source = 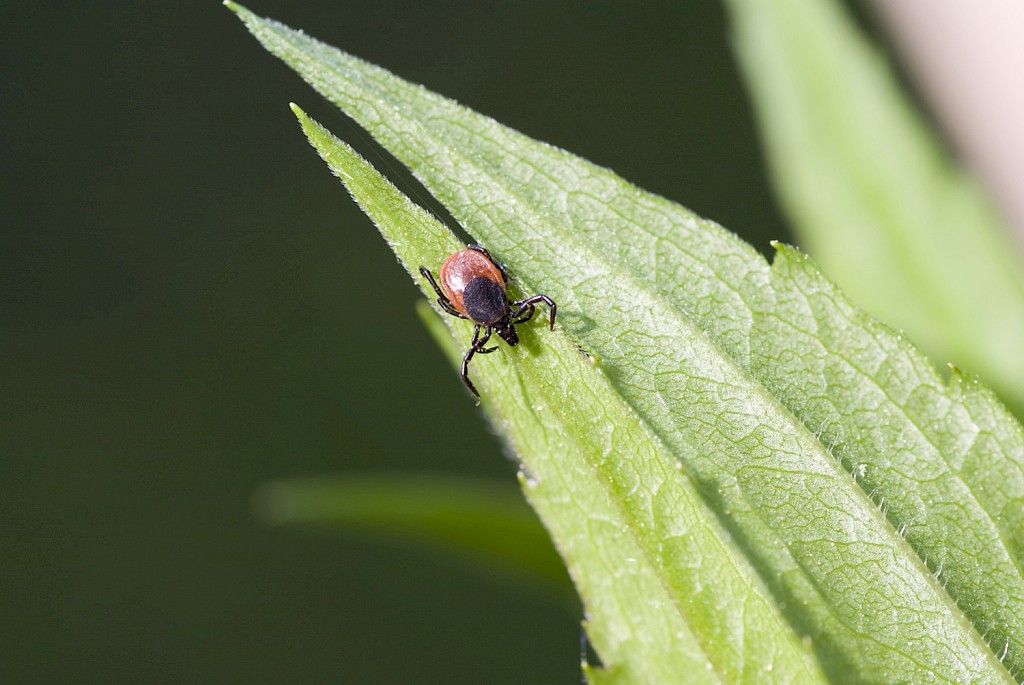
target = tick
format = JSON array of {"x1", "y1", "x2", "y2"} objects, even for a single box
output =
[{"x1": 419, "y1": 245, "x2": 556, "y2": 397}]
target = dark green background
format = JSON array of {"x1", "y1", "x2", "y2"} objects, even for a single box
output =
[{"x1": 2, "y1": 2, "x2": 815, "y2": 682}]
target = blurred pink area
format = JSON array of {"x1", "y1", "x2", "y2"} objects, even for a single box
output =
[{"x1": 870, "y1": 0, "x2": 1024, "y2": 248}]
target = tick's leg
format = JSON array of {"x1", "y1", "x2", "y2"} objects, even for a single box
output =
[
  {"x1": 468, "y1": 244, "x2": 509, "y2": 284},
  {"x1": 478, "y1": 328, "x2": 498, "y2": 353},
  {"x1": 437, "y1": 298, "x2": 467, "y2": 319},
  {"x1": 419, "y1": 266, "x2": 446, "y2": 299},
  {"x1": 461, "y1": 326, "x2": 484, "y2": 397},
  {"x1": 512, "y1": 304, "x2": 535, "y2": 324},
  {"x1": 460, "y1": 346, "x2": 480, "y2": 397},
  {"x1": 513, "y1": 294, "x2": 557, "y2": 330},
  {"x1": 472, "y1": 325, "x2": 497, "y2": 354},
  {"x1": 462, "y1": 325, "x2": 502, "y2": 397},
  {"x1": 467, "y1": 244, "x2": 491, "y2": 259},
  {"x1": 419, "y1": 266, "x2": 467, "y2": 319}
]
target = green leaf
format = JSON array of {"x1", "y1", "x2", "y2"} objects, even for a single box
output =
[
  {"x1": 253, "y1": 472, "x2": 569, "y2": 590},
  {"x1": 288, "y1": 102, "x2": 824, "y2": 684},
  {"x1": 230, "y1": 5, "x2": 1024, "y2": 682},
  {"x1": 724, "y1": 0, "x2": 1024, "y2": 416}
]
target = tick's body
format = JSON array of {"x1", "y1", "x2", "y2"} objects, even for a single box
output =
[
  {"x1": 438, "y1": 248, "x2": 508, "y2": 324},
  {"x1": 420, "y1": 245, "x2": 556, "y2": 397}
]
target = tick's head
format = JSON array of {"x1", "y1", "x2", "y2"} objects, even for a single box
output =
[{"x1": 494, "y1": 318, "x2": 519, "y2": 346}]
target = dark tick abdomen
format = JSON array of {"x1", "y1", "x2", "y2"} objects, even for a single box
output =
[{"x1": 462, "y1": 277, "x2": 507, "y2": 323}]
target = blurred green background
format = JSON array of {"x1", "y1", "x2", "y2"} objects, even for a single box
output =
[{"x1": 0, "y1": 1, "x2": 874, "y2": 682}]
